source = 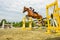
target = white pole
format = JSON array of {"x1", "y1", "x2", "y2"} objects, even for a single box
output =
[
  {"x1": 2, "y1": 21, "x2": 4, "y2": 28},
  {"x1": 11, "y1": 22, "x2": 13, "y2": 28}
]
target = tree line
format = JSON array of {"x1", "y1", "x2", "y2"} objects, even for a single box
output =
[{"x1": 0, "y1": 19, "x2": 35, "y2": 27}]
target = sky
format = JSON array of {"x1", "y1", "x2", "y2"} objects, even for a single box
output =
[{"x1": 0, "y1": 0, "x2": 60, "y2": 22}]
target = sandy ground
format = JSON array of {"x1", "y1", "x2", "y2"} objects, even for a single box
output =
[{"x1": 0, "y1": 28, "x2": 60, "y2": 40}]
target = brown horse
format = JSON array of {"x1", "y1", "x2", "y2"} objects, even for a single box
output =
[{"x1": 23, "y1": 7, "x2": 42, "y2": 19}]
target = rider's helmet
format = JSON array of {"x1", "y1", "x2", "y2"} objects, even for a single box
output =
[{"x1": 29, "y1": 7, "x2": 32, "y2": 9}]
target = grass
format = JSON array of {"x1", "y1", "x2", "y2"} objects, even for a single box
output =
[{"x1": 0, "y1": 28, "x2": 60, "y2": 40}]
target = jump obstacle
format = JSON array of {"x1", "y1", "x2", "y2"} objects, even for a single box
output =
[
  {"x1": 2, "y1": 21, "x2": 13, "y2": 28},
  {"x1": 46, "y1": 0, "x2": 60, "y2": 33},
  {"x1": 22, "y1": 17, "x2": 32, "y2": 30}
]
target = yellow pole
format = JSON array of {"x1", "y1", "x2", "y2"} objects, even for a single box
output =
[
  {"x1": 55, "y1": 0, "x2": 60, "y2": 32},
  {"x1": 22, "y1": 16, "x2": 26, "y2": 30},
  {"x1": 46, "y1": 6, "x2": 51, "y2": 33},
  {"x1": 29, "y1": 17, "x2": 32, "y2": 30}
]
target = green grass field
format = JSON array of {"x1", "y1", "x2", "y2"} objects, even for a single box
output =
[{"x1": 0, "y1": 28, "x2": 60, "y2": 40}]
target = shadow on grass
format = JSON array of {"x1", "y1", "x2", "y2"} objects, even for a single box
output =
[{"x1": 45, "y1": 37, "x2": 60, "y2": 40}]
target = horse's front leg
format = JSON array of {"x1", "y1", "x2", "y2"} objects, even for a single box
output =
[{"x1": 26, "y1": 15, "x2": 29, "y2": 20}]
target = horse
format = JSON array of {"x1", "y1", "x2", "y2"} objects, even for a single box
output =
[{"x1": 23, "y1": 6, "x2": 42, "y2": 19}]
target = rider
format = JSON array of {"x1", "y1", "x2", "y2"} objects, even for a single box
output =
[{"x1": 29, "y1": 7, "x2": 37, "y2": 13}]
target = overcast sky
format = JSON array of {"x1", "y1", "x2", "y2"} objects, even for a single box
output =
[{"x1": 0, "y1": 0, "x2": 60, "y2": 22}]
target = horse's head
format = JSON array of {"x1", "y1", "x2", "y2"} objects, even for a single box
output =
[{"x1": 23, "y1": 6, "x2": 29, "y2": 13}]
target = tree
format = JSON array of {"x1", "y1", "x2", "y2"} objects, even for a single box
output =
[{"x1": 0, "y1": 19, "x2": 7, "y2": 26}]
